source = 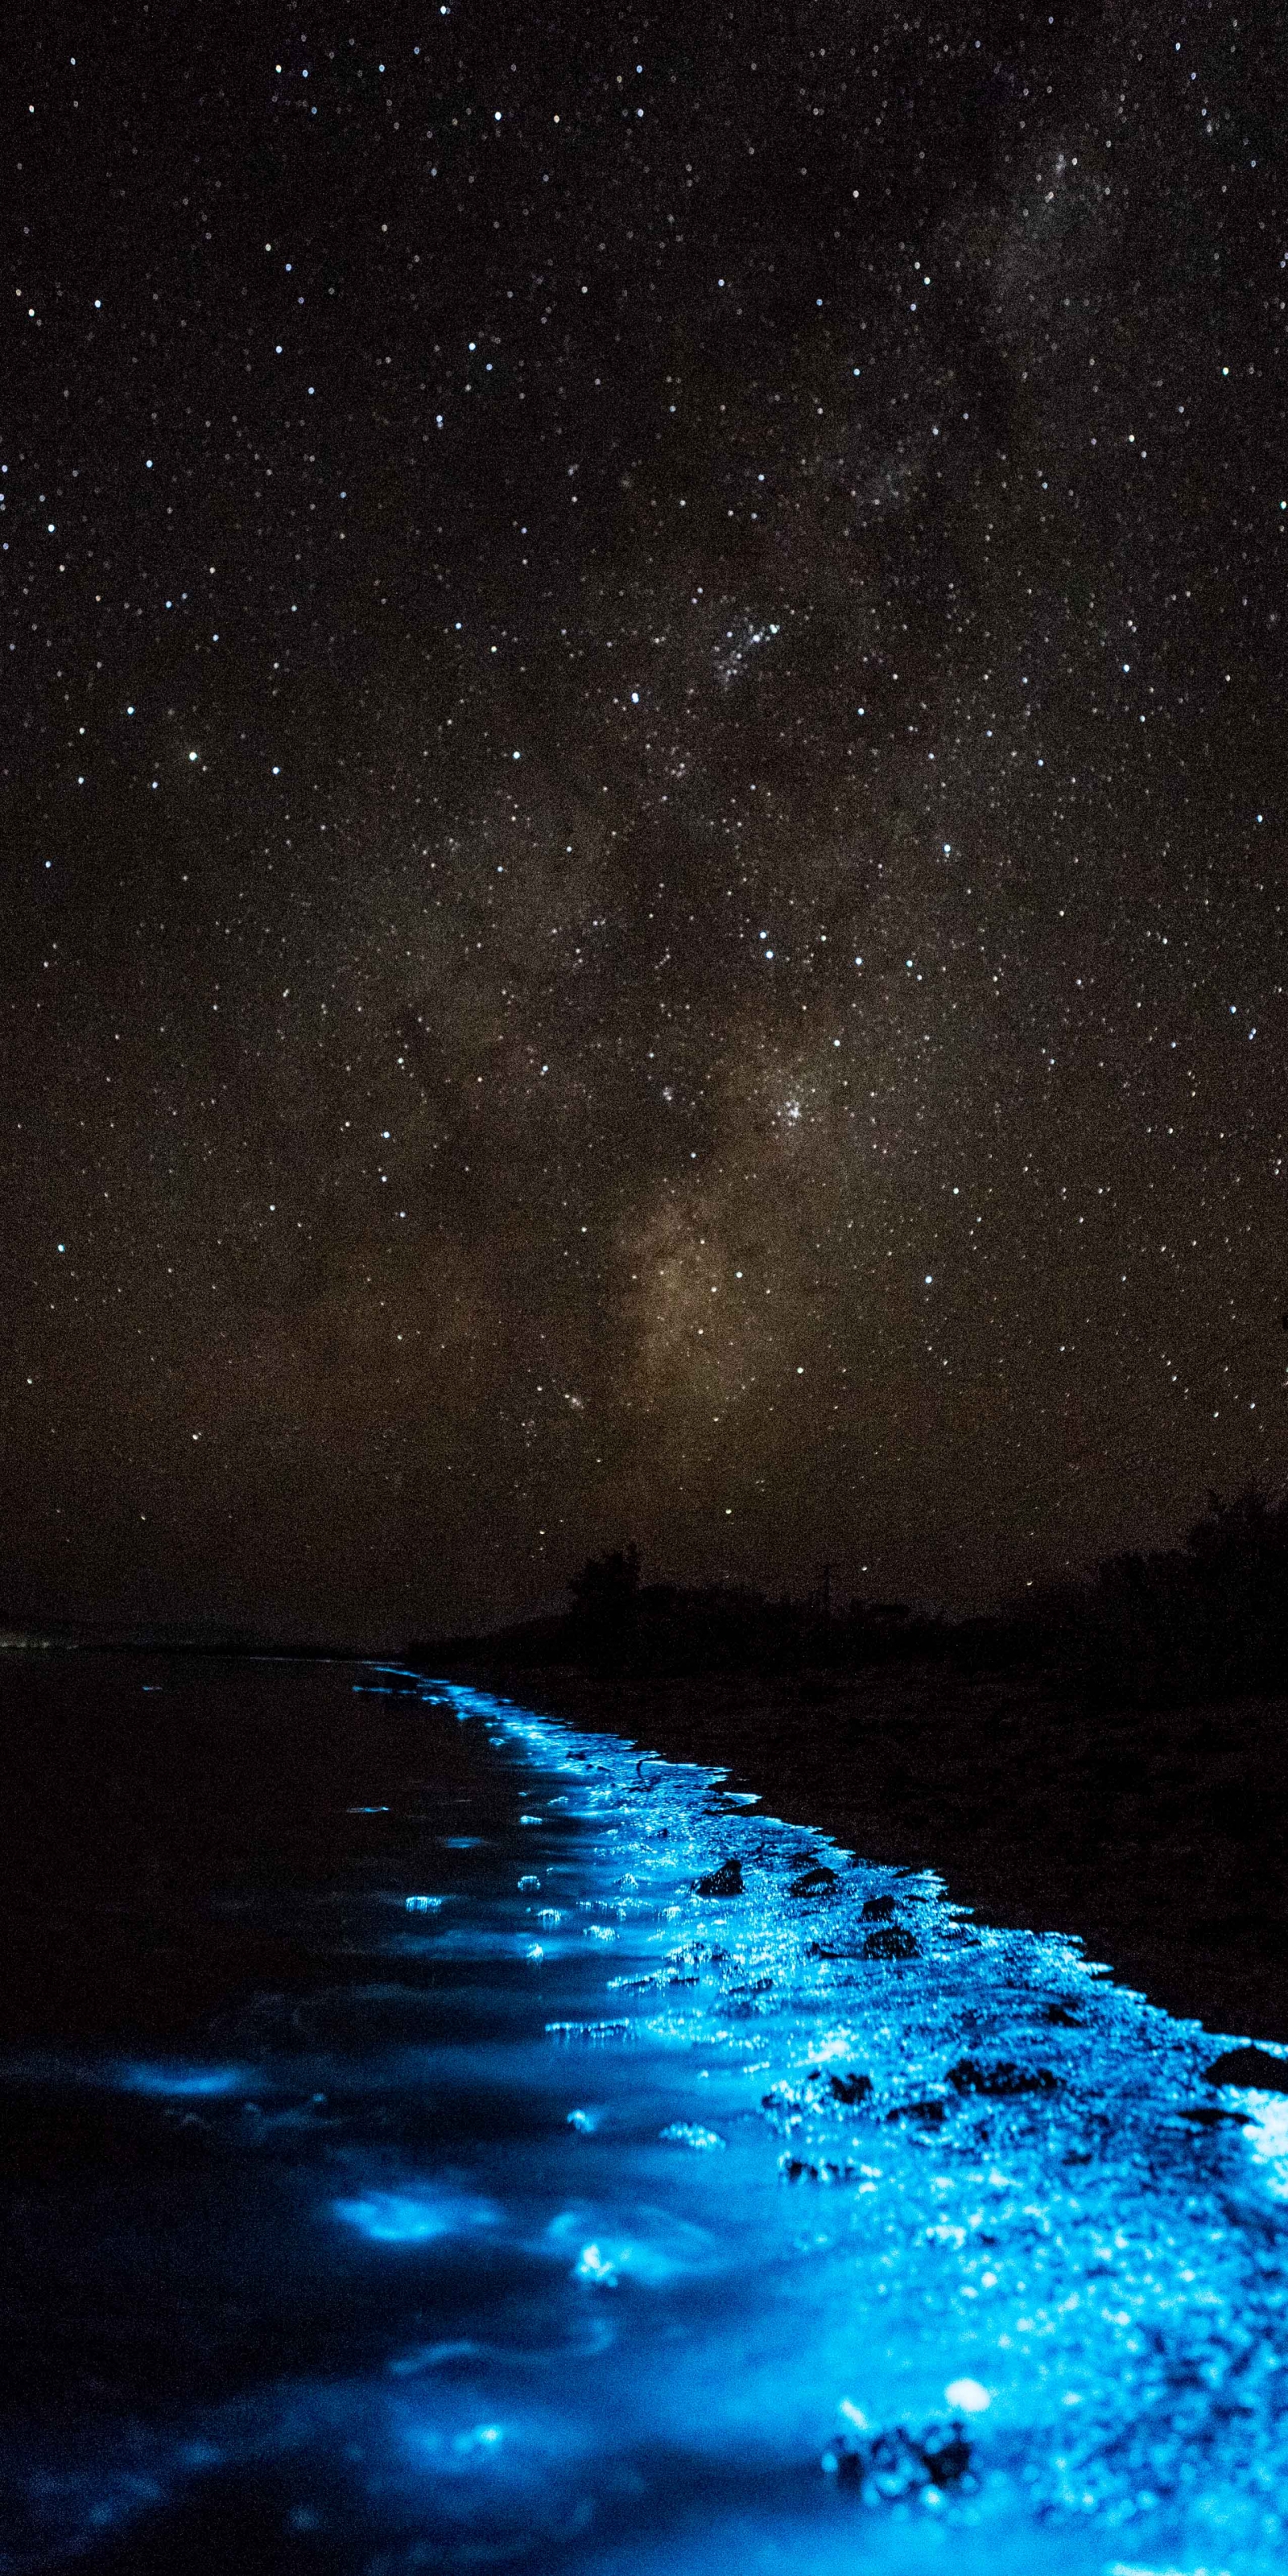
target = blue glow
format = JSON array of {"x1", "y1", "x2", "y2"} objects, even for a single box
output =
[
  {"x1": 333, "y1": 2194, "x2": 453, "y2": 2244},
  {"x1": 332, "y1": 2190, "x2": 499, "y2": 2245},
  {"x1": 118, "y1": 2062, "x2": 247, "y2": 2097},
  {"x1": 547, "y1": 2204, "x2": 720, "y2": 2286},
  {"x1": 11, "y1": 1662, "x2": 1288, "y2": 2574}
]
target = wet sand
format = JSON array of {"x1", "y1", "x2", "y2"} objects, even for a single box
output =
[{"x1": 428, "y1": 1659, "x2": 1288, "y2": 2043}]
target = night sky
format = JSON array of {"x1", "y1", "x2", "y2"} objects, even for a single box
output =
[{"x1": 4, "y1": 2, "x2": 1286, "y2": 1645}]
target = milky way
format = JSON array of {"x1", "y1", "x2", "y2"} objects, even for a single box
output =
[{"x1": 4, "y1": 2, "x2": 1286, "y2": 1639}]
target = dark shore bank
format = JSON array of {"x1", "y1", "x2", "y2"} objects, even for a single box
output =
[{"x1": 420, "y1": 1658, "x2": 1288, "y2": 2044}]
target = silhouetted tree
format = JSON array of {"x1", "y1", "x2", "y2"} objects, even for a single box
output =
[
  {"x1": 568, "y1": 1543, "x2": 641, "y2": 1671},
  {"x1": 1072, "y1": 1482, "x2": 1288, "y2": 1706}
]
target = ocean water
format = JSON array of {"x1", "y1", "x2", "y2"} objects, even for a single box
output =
[{"x1": 3, "y1": 1657, "x2": 1288, "y2": 2574}]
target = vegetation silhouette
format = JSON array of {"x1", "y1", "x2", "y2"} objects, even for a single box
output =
[
  {"x1": 1050, "y1": 1481, "x2": 1288, "y2": 1708},
  {"x1": 415, "y1": 1483, "x2": 1288, "y2": 1710}
]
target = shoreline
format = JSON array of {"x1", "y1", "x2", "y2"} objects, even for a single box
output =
[{"x1": 423, "y1": 1658, "x2": 1288, "y2": 2043}]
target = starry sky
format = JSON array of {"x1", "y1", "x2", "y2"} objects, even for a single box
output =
[{"x1": 4, "y1": 1, "x2": 1287, "y2": 1645}]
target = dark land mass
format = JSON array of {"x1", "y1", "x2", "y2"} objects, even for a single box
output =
[{"x1": 411, "y1": 1487, "x2": 1288, "y2": 2044}]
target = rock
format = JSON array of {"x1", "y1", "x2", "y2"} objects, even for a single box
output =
[
  {"x1": 866, "y1": 2425, "x2": 945, "y2": 2500},
  {"x1": 862, "y1": 1923, "x2": 919, "y2": 1960},
  {"x1": 886, "y1": 2097, "x2": 947, "y2": 2125},
  {"x1": 779, "y1": 2151, "x2": 857, "y2": 2184},
  {"x1": 822, "y1": 2419, "x2": 972, "y2": 2501},
  {"x1": 790, "y1": 1865, "x2": 840, "y2": 1896},
  {"x1": 761, "y1": 2080, "x2": 802, "y2": 2120},
  {"x1": 821, "y1": 2433, "x2": 865, "y2": 2485},
  {"x1": 693, "y1": 1857, "x2": 743, "y2": 1898},
  {"x1": 861, "y1": 1894, "x2": 898, "y2": 1919},
  {"x1": 828, "y1": 2070, "x2": 873, "y2": 2106},
  {"x1": 947, "y1": 2058, "x2": 1058, "y2": 2096},
  {"x1": 1203, "y1": 2044, "x2": 1288, "y2": 2092},
  {"x1": 920, "y1": 2422, "x2": 973, "y2": 2488}
]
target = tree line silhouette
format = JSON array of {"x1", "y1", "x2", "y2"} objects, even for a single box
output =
[{"x1": 416, "y1": 1482, "x2": 1288, "y2": 1708}]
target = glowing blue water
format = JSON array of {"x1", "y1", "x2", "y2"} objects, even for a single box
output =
[{"x1": 5, "y1": 1670, "x2": 1288, "y2": 2573}]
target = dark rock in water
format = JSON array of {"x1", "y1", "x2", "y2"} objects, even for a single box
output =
[
  {"x1": 694, "y1": 1856, "x2": 743, "y2": 1898},
  {"x1": 948, "y1": 2058, "x2": 1059, "y2": 2096},
  {"x1": 862, "y1": 1923, "x2": 919, "y2": 1960},
  {"x1": 920, "y1": 2422, "x2": 974, "y2": 2489},
  {"x1": 828, "y1": 2070, "x2": 873, "y2": 2106},
  {"x1": 861, "y1": 1894, "x2": 898, "y2": 1920},
  {"x1": 779, "y1": 2152, "x2": 857, "y2": 2183},
  {"x1": 1204, "y1": 2044, "x2": 1288, "y2": 2092},
  {"x1": 870, "y1": 2421, "x2": 971, "y2": 2499},
  {"x1": 1045, "y1": 2001, "x2": 1082, "y2": 2026},
  {"x1": 824, "y1": 2420, "x2": 972, "y2": 2500},
  {"x1": 761, "y1": 2080, "x2": 803, "y2": 2121},
  {"x1": 1181, "y1": 2104, "x2": 1250, "y2": 2125},
  {"x1": 789, "y1": 1865, "x2": 839, "y2": 1896},
  {"x1": 886, "y1": 2097, "x2": 947, "y2": 2125},
  {"x1": 869, "y1": 2427, "x2": 932, "y2": 2501},
  {"x1": 825, "y1": 2433, "x2": 865, "y2": 2486}
]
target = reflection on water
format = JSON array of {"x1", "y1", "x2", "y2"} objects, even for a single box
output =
[{"x1": 4, "y1": 1662, "x2": 1288, "y2": 2571}]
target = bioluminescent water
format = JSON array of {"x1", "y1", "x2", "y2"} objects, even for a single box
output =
[{"x1": 4, "y1": 1659, "x2": 1288, "y2": 2574}]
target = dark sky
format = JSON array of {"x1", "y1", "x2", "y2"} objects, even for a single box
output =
[{"x1": 4, "y1": 2, "x2": 1286, "y2": 1644}]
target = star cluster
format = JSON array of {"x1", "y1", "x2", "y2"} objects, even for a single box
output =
[{"x1": 3, "y1": 2, "x2": 1286, "y2": 1638}]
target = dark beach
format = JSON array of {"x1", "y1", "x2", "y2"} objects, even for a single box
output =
[
  {"x1": 423, "y1": 1658, "x2": 1288, "y2": 2045},
  {"x1": 5, "y1": 1634, "x2": 1282, "y2": 2056}
]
